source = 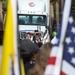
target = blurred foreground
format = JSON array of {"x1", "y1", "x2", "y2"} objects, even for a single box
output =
[{"x1": 0, "y1": 46, "x2": 2, "y2": 66}]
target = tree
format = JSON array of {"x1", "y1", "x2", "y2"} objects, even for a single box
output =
[
  {"x1": 0, "y1": 0, "x2": 3, "y2": 22},
  {"x1": 50, "y1": 1, "x2": 54, "y2": 28},
  {"x1": 2, "y1": 0, "x2": 7, "y2": 27},
  {"x1": 2, "y1": 0, "x2": 7, "y2": 12},
  {"x1": 61, "y1": 0, "x2": 64, "y2": 10},
  {"x1": 55, "y1": 0, "x2": 59, "y2": 29}
]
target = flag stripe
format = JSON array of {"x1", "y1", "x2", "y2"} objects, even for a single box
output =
[
  {"x1": 62, "y1": 60, "x2": 75, "y2": 75},
  {"x1": 44, "y1": 65, "x2": 54, "y2": 75},
  {"x1": 48, "y1": 57, "x2": 56, "y2": 65},
  {"x1": 50, "y1": 47, "x2": 58, "y2": 57},
  {"x1": 61, "y1": 72, "x2": 67, "y2": 75}
]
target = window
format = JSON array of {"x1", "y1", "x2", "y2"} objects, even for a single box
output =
[{"x1": 18, "y1": 15, "x2": 47, "y2": 26}]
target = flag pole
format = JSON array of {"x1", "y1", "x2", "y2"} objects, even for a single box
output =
[
  {"x1": 59, "y1": 0, "x2": 71, "y2": 44},
  {"x1": 0, "y1": 0, "x2": 15, "y2": 74},
  {"x1": 11, "y1": 0, "x2": 22, "y2": 75}
]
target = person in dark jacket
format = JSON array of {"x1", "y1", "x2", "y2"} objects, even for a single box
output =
[
  {"x1": 33, "y1": 30, "x2": 38, "y2": 43},
  {"x1": 20, "y1": 39, "x2": 39, "y2": 74},
  {"x1": 24, "y1": 51, "x2": 38, "y2": 75}
]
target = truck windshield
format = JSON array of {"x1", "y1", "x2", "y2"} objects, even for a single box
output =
[{"x1": 18, "y1": 15, "x2": 47, "y2": 26}]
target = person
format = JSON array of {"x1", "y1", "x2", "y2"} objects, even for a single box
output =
[
  {"x1": 18, "y1": 19, "x2": 25, "y2": 25},
  {"x1": 33, "y1": 30, "x2": 38, "y2": 43},
  {"x1": 26, "y1": 32, "x2": 31, "y2": 40},
  {"x1": 36, "y1": 16, "x2": 43, "y2": 24},
  {"x1": 20, "y1": 39, "x2": 39, "y2": 75},
  {"x1": 33, "y1": 30, "x2": 43, "y2": 48},
  {"x1": 35, "y1": 34, "x2": 43, "y2": 48},
  {"x1": 27, "y1": 42, "x2": 52, "y2": 75},
  {"x1": 24, "y1": 51, "x2": 38, "y2": 75}
]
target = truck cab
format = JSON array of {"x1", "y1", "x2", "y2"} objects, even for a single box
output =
[{"x1": 17, "y1": 0, "x2": 50, "y2": 44}]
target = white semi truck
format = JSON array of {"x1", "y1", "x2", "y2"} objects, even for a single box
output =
[{"x1": 17, "y1": 0, "x2": 50, "y2": 43}]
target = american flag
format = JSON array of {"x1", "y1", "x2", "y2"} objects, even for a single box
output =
[
  {"x1": 44, "y1": 0, "x2": 75, "y2": 75},
  {"x1": 61, "y1": 12, "x2": 75, "y2": 75}
]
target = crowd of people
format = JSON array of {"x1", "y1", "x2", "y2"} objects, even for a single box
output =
[
  {"x1": 19, "y1": 29, "x2": 57, "y2": 75},
  {"x1": 20, "y1": 30, "x2": 43, "y2": 47}
]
